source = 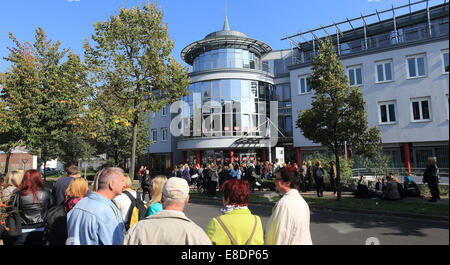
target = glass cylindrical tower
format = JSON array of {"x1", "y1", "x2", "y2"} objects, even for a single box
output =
[{"x1": 179, "y1": 17, "x2": 275, "y2": 165}]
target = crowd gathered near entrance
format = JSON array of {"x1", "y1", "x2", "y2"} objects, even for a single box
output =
[{"x1": 0, "y1": 156, "x2": 441, "y2": 245}]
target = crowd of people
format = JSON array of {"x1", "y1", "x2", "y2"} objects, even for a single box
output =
[
  {"x1": 0, "y1": 156, "x2": 442, "y2": 245},
  {"x1": 354, "y1": 157, "x2": 441, "y2": 202},
  {"x1": 161, "y1": 158, "x2": 339, "y2": 199},
  {"x1": 0, "y1": 163, "x2": 312, "y2": 245}
]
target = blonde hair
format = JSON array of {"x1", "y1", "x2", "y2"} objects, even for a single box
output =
[
  {"x1": 123, "y1": 176, "x2": 132, "y2": 189},
  {"x1": 91, "y1": 168, "x2": 105, "y2": 192},
  {"x1": 307, "y1": 161, "x2": 312, "y2": 167},
  {"x1": 4, "y1": 170, "x2": 25, "y2": 188},
  {"x1": 66, "y1": 177, "x2": 88, "y2": 198},
  {"x1": 148, "y1": 175, "x2": 167, "y2": 207},
  {"x1": 428, "y1": 157, "x2": 437, "y2": 166}
]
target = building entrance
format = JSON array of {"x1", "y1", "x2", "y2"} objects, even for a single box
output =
[{"x1": 239, "y1": 153, "x2": 257, "y2": 164}]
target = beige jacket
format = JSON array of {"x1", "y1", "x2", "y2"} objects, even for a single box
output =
[
  {"x1": 123, "y1": 210, "x2": 212, "y2": 245},
  {"x1": 265, "y1": 189, "x2": 313, "y2": 245}
]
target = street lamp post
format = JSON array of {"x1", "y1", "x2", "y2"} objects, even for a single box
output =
[{"x1": 22, "y1": 159, "x2": 28, "y2": 170}]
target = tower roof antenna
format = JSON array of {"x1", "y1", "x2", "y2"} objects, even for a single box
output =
[{"x1": 223, "y1": 0, "x2": 230, "y2": 30}]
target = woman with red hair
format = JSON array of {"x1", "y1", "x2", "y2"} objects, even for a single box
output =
[
  {"x1": 4, "y1": 169, "x2": 53, "y2": 245},
  {"x1": 205, "y1": 179, "x2": 263, "y2": 245}
]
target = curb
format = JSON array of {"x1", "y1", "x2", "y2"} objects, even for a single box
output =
[{"x1": 189, "y1": 194, "x2": 449, "y2": 222}]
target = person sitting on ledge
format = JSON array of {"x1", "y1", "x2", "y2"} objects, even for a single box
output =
[
  {"x1": 382, "y1": 175, "x2": 402, "y2": 201},
  {"x1": 355, "y1": 175, "x2": 371, "y2": 199},
  {"x1": 403, "y1": 174, "x2": 422, "y2": 198}
]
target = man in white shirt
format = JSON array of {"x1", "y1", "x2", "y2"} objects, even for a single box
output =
[{"x1": 265, "y1": 167, "x2": 312, "y2": 245}]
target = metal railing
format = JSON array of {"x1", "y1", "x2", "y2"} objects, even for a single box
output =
[{"x1": 351, "y1": 167, "x2": 449, "y2": 184}]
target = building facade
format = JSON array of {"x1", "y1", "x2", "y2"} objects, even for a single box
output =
[{"x1": 147, "y1": 1, "x2": 449, "y2": 174}]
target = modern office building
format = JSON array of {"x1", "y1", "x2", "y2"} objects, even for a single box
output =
[{"x1": 147, "y1": 0, "x2": 449, "y2": 174}]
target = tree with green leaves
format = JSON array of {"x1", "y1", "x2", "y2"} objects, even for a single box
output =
[
  {"x1": 296, "y1": 38, "x2": 381, "y2": 200},
  {"x1": 0, "y1": 34, "x2": 39, "y2": 173},
  {"x1": 82, "y1": 1, "x2": 190, "y2": 180},
  {"x1": 1, "y1": 28, "x2": 91, "y2": 175}
]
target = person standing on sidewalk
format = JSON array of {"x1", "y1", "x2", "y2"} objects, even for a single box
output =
[
  {"x1": 141, "y1": 169, "x2": 152, "y2": 203},
  {"x1": 423, "y1": 157, "x2": 440, "y2": 202},
  {"x1": 206, "y1": 179, "x2": 264, "y2": 245},
  {"x1": 123, "y1": 177, "x2": 211, "y2": 245},
  {"x1": 3, "y1": 170, "x2": 54, "y2": 245},
  {"x1": 300, "y1": 161, "x2": 307, "y2": 192},
  {"x1": 66, "y1": 167, "x2": 125, "y2": 245},
  {"x1": 208, "y1": 164, "x2": 219, "y2": 197},
  {"x1": 305, "y1": 161, "x2": 313, "y2": 191},
  {"x1": 314, "y1": 161, "x2": 325, "y2": 198},
  {"x1": 265, "y1": 167, "x2": 312, "y2": 245},
  {"x1": 52, "y1": 165, "x2": 81, "y2": 206},
  {"x1": 145, "y1": 176, "x2": 168, "y2": 217},
  {"x1": 329, "y1": 161, "x2": 337, "y2": 197}
]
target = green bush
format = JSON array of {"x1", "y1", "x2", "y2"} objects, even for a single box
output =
[
  {"x1": 305, "y1": 152, "x2": 353, "y2": 181},
  {"x1": 261, "y1": 179, "x2": 275, "y2": 191},
  {"x1": 417, "y1": 184, "x2": 449, "y2": 196}
]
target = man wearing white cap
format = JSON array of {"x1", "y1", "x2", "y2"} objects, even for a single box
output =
[{"x1": 123, "y1": 177, "x2": 212, "y2": 245}]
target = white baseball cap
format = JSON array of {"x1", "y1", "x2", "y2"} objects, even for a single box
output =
[{"x1": 162, "y1": 177, "x2": 190, "y2": 200}]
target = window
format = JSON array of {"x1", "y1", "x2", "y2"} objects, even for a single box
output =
[
  {"x1": 151, "y1": 129, "x2": 157, "y2": 142},
  {"x1": 375, "y1": 60, "x2": 393, "y2": 83},
  {"x1": 378, "y1": 101, "x2": 397, "y2": 124},
  {"x1": 161, "y1": 128, "x2": 167, "y2": 141},
  {"x1": 347, "y1": 65, "x2": 363, "y2": 86},
  {"x1": 298, "y1": 75, "x2": 311, "y2": 94},
  {"x1": 446, "y1": 94, "x2": 449, "y2": 120},
  {"x1": 442, "y1": 49, "x2": 449, "y2": 74},
  {"x1": 410, "y1": 98, "x2": 431, "y2": 122},
  {"x1": 406, "y1": 54, "x2": 426, "y2": 78},
  {"x1": 162, "y1": 106, "x2": 167, "y2": 116}
]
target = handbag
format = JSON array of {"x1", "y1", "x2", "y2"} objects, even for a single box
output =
[{"x1": 1, "y1": 193, "x2": 22, "y2": 238}]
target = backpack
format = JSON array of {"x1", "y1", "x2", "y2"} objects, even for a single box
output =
[
  {"x1": 123, "y1": 191, "x2": 147, "y2": 231},
  {"x1": 0, "y1": 193, "x2": 22, "y2": 239},
  {"x1": 315, "y1": 168, "x2": 324, "y2": 179},
  {"x1": 43, "y1": 205, "x2": 67, "y2": 245}
]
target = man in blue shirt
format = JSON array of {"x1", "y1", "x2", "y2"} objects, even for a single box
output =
[
  {"x1": 66, "y1": 167, "x2": 125, "y2": 245},
  {"x1": 52, "y1": 165, "x2": 81, "y2": 206}
]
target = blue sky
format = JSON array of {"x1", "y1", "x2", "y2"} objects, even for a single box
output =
[{"x1": 0, "y1": 0, "x2": 444, "y2": 72}]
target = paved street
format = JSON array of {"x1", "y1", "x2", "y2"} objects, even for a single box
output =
[{"x1": 185, "y1": 198, "x2": 449, "y2": 245}]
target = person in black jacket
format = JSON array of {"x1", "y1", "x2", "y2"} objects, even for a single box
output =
[
  {"x1": 4, "y1": 170, "x2": 54, "y2": 245},
  {"x1": 375, "y1": 177, "x2": 386, "y2": 198},
  {"x1": 141, "y1": 169, "x2": 151, "y2": 202},
  {"x1": 218, "y1": 165, "x2": 230, "y2": 187},
  {"x1": 305, "y1": 161, "x2": 313, "y2": 191},
  {"x1": 355, "y1": 175, "x2": 371, "y2": 199},
  {"x1": 423, "y1": 157, "x2": 440, "y2": 202},
  {"x1": 44, "y1": 177, "x2": 88, "y2": 245},
  {"x1": 314, "y1": 161, "x2": 325, "y2": 197}
]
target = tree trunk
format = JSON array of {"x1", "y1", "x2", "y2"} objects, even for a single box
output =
[
  {"x1": 335, "y1": 153, "x2": 341, "y2": 201},
  {"x1": 334, "y1": 140, "x2": 342, "y2": 201},
  {"x1": 4, "y1": 151, "x2": 12, "y2": 174},
  {"x1": 129, "y1": 118, "x2": 138, "y2": 180}
]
